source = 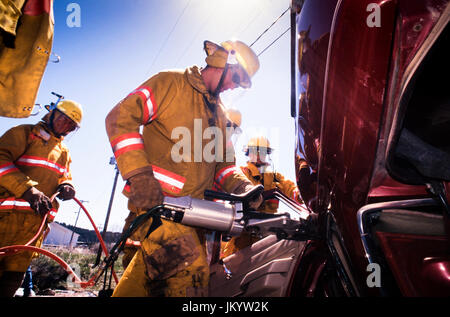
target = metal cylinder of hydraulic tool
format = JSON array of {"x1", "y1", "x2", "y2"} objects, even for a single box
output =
[
  {"x1": 163, "y1": 196, "x2": 243, "y2": 235},
  {"x1": 183, "y1": 198, "x2": 243, "y2": 236}
]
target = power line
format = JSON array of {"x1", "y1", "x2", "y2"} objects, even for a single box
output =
[
  {"x1": 146, "y1": 0, "x2": 192, "y2": 75},
  {"x1": 236, "y1": 5, "x2": 265, "y2": 40},
  {"x1": 174, "y1": 3, "x2": 215, "y2": 68},
  {"x1": 257, "y1": 27, "x2": 291, "y2": 57},
  {"x1": 175, "y1": 4, "x2": 290, "y2": 68},
  {"x1": 250, "y1": 6, "x2": 290, "y2": 48}
]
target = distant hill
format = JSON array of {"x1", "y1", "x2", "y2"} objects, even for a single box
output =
[{"x1": 56, "y1": 222, "x2": 122, "y2": 244}]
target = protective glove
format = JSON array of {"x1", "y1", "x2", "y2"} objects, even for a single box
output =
[
  {"x1": 57, "y1": 184, "x2": 76, "y2": 201},
  {"x1": 21, "y1": 187, "x2": 53, "y2": 217},
  {"x1": 128, "y1": 172, "x2": 164, "y2": 209},
  {"x1": 233, "y1": 183, "x2": 263, "y2": 210}
]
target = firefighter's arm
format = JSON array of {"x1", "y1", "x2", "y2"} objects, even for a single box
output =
[
  {"x1": 214, "y1": 160, "x2": 263, "y2": 209},
  {"x1": 105, "y1": 73, "x2": 175, "y2": 180},
  {"x1": 214, "y1": 134, "x2": 251, "y2": 193},
  {"x1": 213, "y1": 136, "x2": 248, "y2": 192},
  {"x1": 106, "y1": 74, "x2": 177, "y2": 208},
  {"x1": 0, "y1": 126, "x2": 38, "y2": 197},
  {"x1": 105, "y1": 88, "x2": 162, "y2": 208},
  {"x1": 105, "y1": 93, "x2": 153, "y2": 180},
  {"x1": 57, "y1": 147, "x2": 73, "y2": 186},
  {"x1": 214, "y1": 162, "x2": 251, "y2": 194},
  {"x1": 274, "y1": 172, "x2": 302, "y2": 203},
  {"x1": 57, "y1": 152, "x2": 76, "y2": 200}
]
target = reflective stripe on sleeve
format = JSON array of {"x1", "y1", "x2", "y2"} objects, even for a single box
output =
[
  {"x1": 128, "y1": 86, "x2": 158, "y2": 124},
  {"x1": 0, "y1": 198, "x2": 33, "y2": 211},
  {"x1": 110, "y1": 133, "x2": 145, "y2": 158},
  {"x1": 122, "y1": 165, "x2": 186, "y2": 195},
  {"x1": 152, "y1": 165, "x2": 185, "y2": 194},
  {"x1": 0, "y1": 163, "x2": 19, "y2": 177},
  {"x1": 0, "y1": 198, "x2": 58, "y2": 219},
  {"x1": 215, "y1": 165, "x2": 239, "y2": 186},
  {"x1": 16, "y1": 156, "x2": 68, "y2": 176}
]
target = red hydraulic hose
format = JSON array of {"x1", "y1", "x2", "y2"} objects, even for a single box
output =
[
  {"x1": 0, "y1": 195, "x2": 119, "y2": 288},
  {"x1": 25, "y1": 213, "x2": 48, "y2": 246},
  {"x1": 72, "y1": 197, "x2": 119, "y2": 284},
  {"x1": 0, "y1": 245, "x2": 90, "y2": 287}
]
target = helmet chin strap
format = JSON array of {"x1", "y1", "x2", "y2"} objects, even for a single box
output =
[
  {"x1": 213, "y1": 63, "x2": 230, "y2": 98},
  {"x1": 47, "y1": 110, "x2": 58, "y2": 136}
]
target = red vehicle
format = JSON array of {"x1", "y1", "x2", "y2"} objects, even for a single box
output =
[
  {"x1": 209, "y1": 0, "x2": 449, "y2": 297},
  {"x1": 291, "y1": 0, "x2": 450, "y2": 296}
]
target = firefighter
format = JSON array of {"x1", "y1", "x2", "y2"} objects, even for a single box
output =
[
  {"x1": 221, "y1": 136, "x2": 302, "y2": 257},
  {"x1": 0, "y1": 100, "x2": 82, "y2": 297},
  {"x1": 105, "y1": 39, "x2": 262, "y2": 297},
  {"x1": 121, "y1": 104, "x2": 245, "y2": 271}
]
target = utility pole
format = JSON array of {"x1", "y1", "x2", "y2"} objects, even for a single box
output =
[
  {"x1": 69, "y1": 199, "x2": 89, "y2": 248},
  {"x1": 94, "y1": 157, "x2": 120, "y2": 267}
]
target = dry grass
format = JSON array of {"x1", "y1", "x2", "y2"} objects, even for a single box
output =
[{"x1": 30, "y1": 244, "x2": 124, "y2": 295}]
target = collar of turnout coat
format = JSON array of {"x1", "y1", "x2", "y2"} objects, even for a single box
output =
[{"x1": 185, "y1": 65, "x2": 221, "y2": 108}]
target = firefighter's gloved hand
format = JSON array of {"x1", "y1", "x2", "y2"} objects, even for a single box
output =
[
  {"x1": 248, "y1": 192, "x2": 263, "y2": 209},
  {"x1": 57, "y1": 184, "x2": 76, "y2": 201},
  {"x1": 233, "y1": 183, "x2": 263, "y2": 210},
  {"x1": 128, "y1": 172, "x2": 164, "y2": 209},
  {"x1": 21, "y1": 187, "x2": 53, "y2": 216}
]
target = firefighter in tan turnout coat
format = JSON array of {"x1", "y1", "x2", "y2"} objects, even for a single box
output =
[
  {"x1": 0, "y1": 100, "x2": 82, "y2": 296},
  {"x1": 222, "y1": 136, "x2": 302, "y2": 258},
  {"x1": 105, "y1": 40, "x2": 262, "y2": 297}
]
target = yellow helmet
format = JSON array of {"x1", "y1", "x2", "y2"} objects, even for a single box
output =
[
  {"x1": 221, "y1": 40, "x2": 260, "y2": 82},
  {"x1": 225, "y1": 108, "x2": 242, "y2": 128},
  {"x1": 56, "y1": 100, "x2": 83, "y2": 127},
  {"x1": 204, "y1": 40, "x2": 260, "y2": 88},
  {"x1": 244, "y1": 136, "x2": 273, "y2": 155}
]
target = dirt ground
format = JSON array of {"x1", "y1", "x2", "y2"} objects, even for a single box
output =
[
  {"x1": 43, "y1": 289, "x2": 98, "y2": 297},
  {"x1": 16, "y1": 287, "x2": 99, "y2": 297}
]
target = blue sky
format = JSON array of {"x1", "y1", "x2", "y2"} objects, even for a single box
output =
[{"x1": 0, "y1": 0, "x2": 296, "y2": 231}]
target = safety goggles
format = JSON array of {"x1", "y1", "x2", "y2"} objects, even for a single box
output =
[
  {"x1": 246, "y1": 146, "x2": 273, "y2": 155},
  {"x1": 54, "y1": 110, "x2": 79, "y2": 133}
]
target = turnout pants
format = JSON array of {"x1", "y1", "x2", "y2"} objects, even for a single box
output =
[{"x1": 113, "y1": 217, "x2": 209, "y2": 297}]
